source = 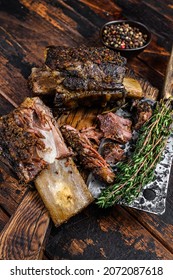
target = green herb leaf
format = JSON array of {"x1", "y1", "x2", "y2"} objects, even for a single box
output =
[{"x1": 97, "y1": 99, "x2": 173, "y2": 208}]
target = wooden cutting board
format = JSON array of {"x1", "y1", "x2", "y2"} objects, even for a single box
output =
[
  {"x1": 0, "y1": 106, "x2": 101, "y2": 260},
  {"x1": 0, "y1": 0, "x2": 173, "y2": 261},
  {"x1": 0, "y1": 89, "x2": 115, "y2": 261},
  {"x1": 0, "y1": 57, "x2": 171, "y2": 259},
  {"x1": 1, "y1": 45, "x2": 173, "y2": 259}
]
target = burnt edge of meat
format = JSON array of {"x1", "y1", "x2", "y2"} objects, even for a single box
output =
[
  {"x1": 54, "y1": 88, "x2": 126, "y2": 114},
  {"x1": 29, "y1": 47, "x2": 158, "y2": 116},
  {"x1": 45, "y1": 46, "x2": 127, "y2": 70},
  {"x1": 45, "y1": 46, "x2": 126, "y2": 90}
]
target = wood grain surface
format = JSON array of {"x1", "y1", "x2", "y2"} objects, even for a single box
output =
[
  {"x1": 0, "y1": 0, "x2": 173, "y2": 260},
  {"x1": 0, "y1": 190, "x2": 50, "y2": 260},
  {"x1": 46, "y1": 205, "x2": 173, "y2": 260},
  {"x1": 0, "y1": 168, "x2": 26, "y2": 215}
]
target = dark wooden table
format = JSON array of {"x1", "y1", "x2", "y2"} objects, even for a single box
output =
[{"x1": 0, "y1": 0, "x2": 173, "y2": 260}]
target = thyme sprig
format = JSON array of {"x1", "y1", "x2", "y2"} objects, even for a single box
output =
[{"x1": 97, "y1": 99, "x2": 173, "y2": 208}]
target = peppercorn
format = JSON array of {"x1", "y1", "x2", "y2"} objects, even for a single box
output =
[{"x1": 102, "y1": 22, "x2": 148, "y2": 50}]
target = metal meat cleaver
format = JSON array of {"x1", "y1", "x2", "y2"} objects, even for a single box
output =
[{"x1": 88, "y1": 47, "x2": 173, "y2": 215}]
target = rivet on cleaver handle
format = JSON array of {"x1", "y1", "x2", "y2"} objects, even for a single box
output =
[{"x1": 162, "y1": 46, "x2": 173, "y2": 99}]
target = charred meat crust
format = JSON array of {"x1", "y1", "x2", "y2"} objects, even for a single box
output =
[
  {"x1": 29, "y1": 66, "x2": 125, "y2": 94},
  {"x1": 54, "y1": 87, "x2": 125, "y2": 113},
  {"x1": 47, "y1": 47, "x2": 126, "y2": 111},
  {"x1": 45, "y1": 46, "x2": 126, "y2": 95},
  {"x1": 29, "y1": 46, "x2": 159, "y2": 114},
  {"x1": 45, "y1": 46, "x2": 126, "y2": 71},
  {"x1": 0, "y1": 97, "x2": 70, "y2": 183},
  {"x1": 29, "y1": 46, "x2": 127, "y2": 112}
]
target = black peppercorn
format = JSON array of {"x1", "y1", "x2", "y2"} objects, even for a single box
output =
[{"x1": 102, "y1": 22, "x2": 148, "y2": 49}]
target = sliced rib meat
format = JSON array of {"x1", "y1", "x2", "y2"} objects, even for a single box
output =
[
  {"x1": 0, "y1": 97, "x2": 70, "y2": 183},
  {"x1": 80, "y1": 126, "x2": 103, "y2": 146},
  {"x1": 61, "y1": 125, "x2": 115, "y2": 184},
  {"x1": 97, "y1": 112, "x2": 132, "y2": 144},
  {"x1": 102, "y1": 142, "x2": 125, "y2": 165},
  {"x1": 29, "y1": 46, "x2": 127, "y2": 112},
  {"x1": 132, "y1": 100, "x2": 153, "y2": 130}
]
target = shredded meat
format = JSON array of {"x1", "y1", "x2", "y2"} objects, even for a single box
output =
[
  {"x1": 102, "y1": 142, "x2": 125, "y2": 165},
  {"x1": 0, "y1": 97, "x2": 70, "y2": 183},
  {"x1": 97, "y1": 112, "x2": 132, "y2": 144},
  {"x1": 61, "y1": 125, "x2": 115, "y2": 184},
  {"x1": 133, "y1": 100, "x2": 153, "y2": 130},
  {"x1": 80, "y1": 126, "x2": 103, "y2": 146}
]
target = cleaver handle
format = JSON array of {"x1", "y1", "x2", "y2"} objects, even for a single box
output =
[{"x1": 162, "y1": 46, "x2": 173, "y2": 99}]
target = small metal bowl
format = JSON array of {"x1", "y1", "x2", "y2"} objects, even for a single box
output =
[{"x1": 100, "y1": 20, "x2": 152, "y2": 58}]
